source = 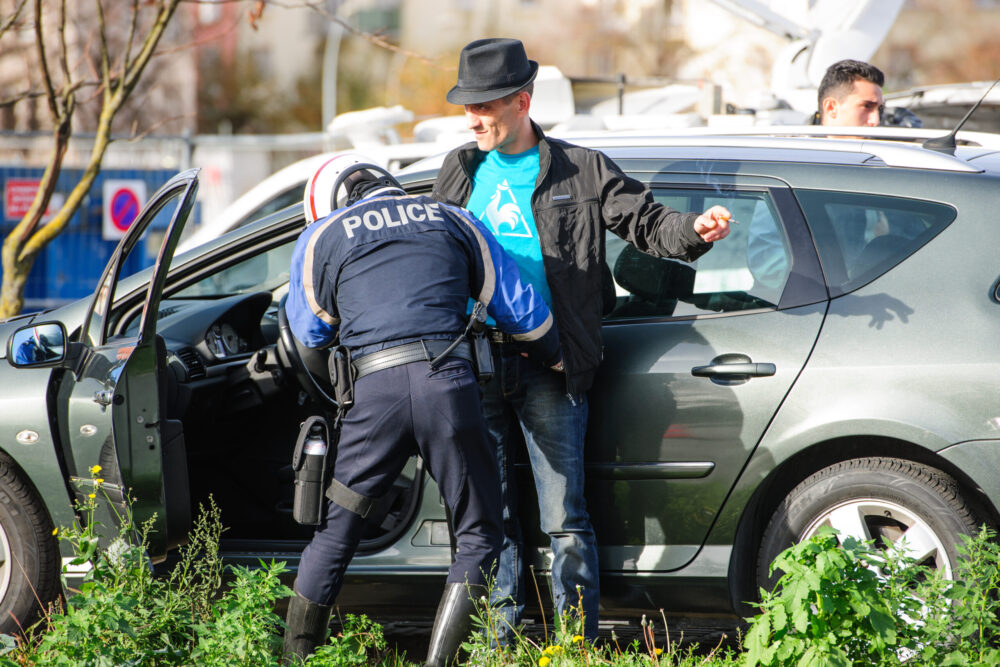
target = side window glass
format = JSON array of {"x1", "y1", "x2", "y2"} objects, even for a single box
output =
[
  {"x1": 173, "y1": 241, "x2": 295, "y2": 299},
  {"x1": 235, "y1": 186, "x2": 303, "y2": 230},
  {"x1": 795, "y1": 190, "x2": 956, "y2": 296},
  {"x1": 604, "y1": 188, "x2": 790, "y2": 320}
]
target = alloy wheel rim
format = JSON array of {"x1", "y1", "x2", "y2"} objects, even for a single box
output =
[
  {"x1": 0, "y1": 521, "x2": 12, "y2": 605},
  {"x1": 801, "y1": 497, "x2": 953, "y2": 578}
]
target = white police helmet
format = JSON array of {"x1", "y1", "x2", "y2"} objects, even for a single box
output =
[{"x1": 303, "y1": 153, "x2": 404, "y2": 225}]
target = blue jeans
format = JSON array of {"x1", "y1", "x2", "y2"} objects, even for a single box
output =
[{"x1": 482, "y1": 344, "x2": 599, "y2": 640}]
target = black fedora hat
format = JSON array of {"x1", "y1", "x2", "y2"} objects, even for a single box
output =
[{"x1": 447, "y1": 38, "x2": 539, "y2": 105}]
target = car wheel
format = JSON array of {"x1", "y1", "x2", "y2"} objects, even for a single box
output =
[
  {"x1": 0, "y1": 451, "x2": 60, "y2": 633},
  {"x1": 757, "y1": 457, "x2": 978, "y2": 591}
]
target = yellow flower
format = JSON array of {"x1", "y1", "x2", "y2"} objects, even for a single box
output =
[
  {"x1": 572, "y1": 635, "x2": 584, "y2": 644},
  {"x1": 88, "y1": 493, "x2": 96, "y2": 499},
  {"x1": 94, "y1": 478, "x2": 104, "y2": 485},
  {"x1": 90, "y1": 465, "x2": 102, "y2": 476},
  {"x1": 654, "y1": 648, "x2": 663, "y2": 656},
  {"x1": 51, "y1": 527, "x2": 58, "y2": 536},
  {"x1": 538, "y1": 657, "x2": 550, "y2": 667},
  {"x1": 542, "y1": 645, "x2": 564, "y2": 656}
]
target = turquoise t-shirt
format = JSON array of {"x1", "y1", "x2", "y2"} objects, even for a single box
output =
[{"x1": 466, "y1": 146, "x2": 553, "y2": 307}]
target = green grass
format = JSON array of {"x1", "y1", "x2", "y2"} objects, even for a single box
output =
[{"x1": 5, "y1": 475, "x2": 1000, "y2": 666}]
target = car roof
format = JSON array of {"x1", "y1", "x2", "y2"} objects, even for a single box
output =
[{"x1": 397, "y1": 127, "x2": 1000, "y2": 179}]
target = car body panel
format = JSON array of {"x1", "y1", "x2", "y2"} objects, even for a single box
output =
[
  {"x1": 584, "y1": 303, "x2": 826, "y2": 572},
  {"x1": 3, "y1": 133, "x2": 1000, "y2": 626}
]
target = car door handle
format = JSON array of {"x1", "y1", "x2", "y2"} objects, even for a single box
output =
[{"x1": 692, "y1": 353, "x2": 775, "y2": 385}]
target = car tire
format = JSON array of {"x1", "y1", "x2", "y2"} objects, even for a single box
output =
[
  {"x1": 0, "y1": 451, "x2": 60, "y2": 634},
  {"x1": 757, "y1": 457, "x2": 978, "y2": 591}
]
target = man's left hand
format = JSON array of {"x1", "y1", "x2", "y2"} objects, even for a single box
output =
[{"x1": 694, "y1": 206, "x2": 733, "y2": 242}]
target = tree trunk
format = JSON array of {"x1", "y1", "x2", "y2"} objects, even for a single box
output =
[{"x1": 0, "y1": 239, "x2": 34, "y2": 319}]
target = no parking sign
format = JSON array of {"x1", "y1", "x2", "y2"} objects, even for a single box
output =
[{"x1": 102, "y1": 179, "x2": 147, "y2": 241}]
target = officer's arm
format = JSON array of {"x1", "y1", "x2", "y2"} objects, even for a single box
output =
[
  {"x1": 287, "y1": 222, "x2": 340, "y2": 348},
  {"x1": 448, "y1": 206, "x2": 561, "y2": 367}
]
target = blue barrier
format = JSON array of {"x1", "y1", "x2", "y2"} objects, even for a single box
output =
[{"x1": 1, "y1": 167, "x2": 193, "y2": 313}]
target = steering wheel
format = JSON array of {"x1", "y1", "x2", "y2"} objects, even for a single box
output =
[{"x1": 276, "y1": 294, "x2": 340, "y2": 409}]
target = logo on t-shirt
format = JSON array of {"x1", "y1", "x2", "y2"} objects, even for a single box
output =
[{"x1": 482, "y1": 180, "x2": 533, "y2": 238}]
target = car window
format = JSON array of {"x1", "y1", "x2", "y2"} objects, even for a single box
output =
[
  {"x1": 234, "y1": 185, "x2": 302, "y2": 230},
  {"x1": 795, "y1": 190, "x2": 957, "y2": 296},
  {"x1": 604, "y1": 188, "x2": 789, "y2": 320},
  {"x1": 172, "y1": 240, "x2": 295, "y2": 299}
]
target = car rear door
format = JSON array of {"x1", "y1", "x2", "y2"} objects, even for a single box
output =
[
  {"x1": 55, "y1": 169, "x2": 199, "y2": 558},
  {"x1": 562, "y1": 174, "x2": 828, "y2": 573}
]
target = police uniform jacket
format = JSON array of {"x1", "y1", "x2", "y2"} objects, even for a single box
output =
[
  {"x1": 431, "y1": 122, "x2": 713, "y2": 396},
  {"x1": 287, "y1": 191, "x2": 561, "y2": 366}
]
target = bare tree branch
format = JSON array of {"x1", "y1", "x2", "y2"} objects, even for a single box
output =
[
  {"x1": 195, "y1": 0, "x2": 447, "y2": 69},
  {"x1": 302, "y1": 1, "x2": 444, "y2": 69},
  {"x1": 0, "y1": 0, "x2": 30, "y2": 40},
  {"x1": 119, "y1": 1, "x2": 181, "y2": 106},
  {"x1": 34, "y1": 0, "x2": 59, "y2": 118},
  {"x1": 0, "y1": 88, "x2": 48, "y2": 109},
  {"x1": 123, "y1": 0, "x2": 140, "y2": 74},
  {"x1": 2, "y1": 0, "x2": 185, "y2": 317},
  {"x1": 95, "y1": 0, "x2": 112, "y2": 105},
  {"x1": 58, "y1": 0, "x2": 71, "y2": 90}
]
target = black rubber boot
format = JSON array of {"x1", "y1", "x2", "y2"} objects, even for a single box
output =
[
  {"x1": 283, "y1": 589, "x2": 333, "y2": 663},
  {"x1": 424, "y1": 582, "x2": 481, "y2": 667}
]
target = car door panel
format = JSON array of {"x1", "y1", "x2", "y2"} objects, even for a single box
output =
[
  {"x1": 586, "y1": 303, "x2": 825, "y2": 571},
  {"x1": 58, "y1": 170, "x2": 199, "y2": 557},
  {"x1": 522, "y1": 179, "x2": 826, "y2": 573}
]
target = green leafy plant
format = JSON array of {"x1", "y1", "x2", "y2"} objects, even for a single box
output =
[
  {"x1": 190, "y1": 561, "x2": 291, "y2": 666},
  {"x1": 742, "y1": 526, "x2": 904, "y2": 667},
  {"x1": 1, "y1": 470, "x2": 294, "y2": 666},
  {"x1": 910, "y1": 526, "x2": 1000, "y2": 666},
  {"x1": 304, "y1": 612, "x2": 399, "y2": 666}
]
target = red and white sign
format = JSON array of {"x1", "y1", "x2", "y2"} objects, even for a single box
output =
[
  {"x1": 102, "y1": 180, "x2": 147, "y2": 241},
  {"x1": 4, "y1": 180, "x2": 65, "y2": 222},
  {"x1": 5, "y1": 179, "x2": 41, "y2": 220}
]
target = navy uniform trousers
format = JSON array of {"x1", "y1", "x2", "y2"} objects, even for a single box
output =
[{"x1": 295, "y1": 355, "x2": 503, "y2": 606}]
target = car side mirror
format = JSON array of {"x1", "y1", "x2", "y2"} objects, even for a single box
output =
[{"x1": 7, "y1": 322, "x2": 68, "y2": 368}]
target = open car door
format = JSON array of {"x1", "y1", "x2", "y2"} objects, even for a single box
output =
[{"x1": 57, "y1": 169, "x2": 200, "y2": 559}]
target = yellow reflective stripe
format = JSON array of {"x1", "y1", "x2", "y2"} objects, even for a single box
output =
[
  {"x1": 512, "y1": 311, "x2": 553, "y2": 342},
  {"x1": 303, "y1": 211, "x2": 349, "y2": 326},
  {"x1": 454, "y1": 210, "x2": 496, "y2": 306}
]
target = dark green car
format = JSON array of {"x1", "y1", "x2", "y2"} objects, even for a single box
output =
[{"x1": 3, "y1": 130, "x2": 1000, "y2": 634}]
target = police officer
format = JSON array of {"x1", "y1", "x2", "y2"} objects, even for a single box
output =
[{"x1": 283, "y1": 154, "x2": 562, "y2": 665}]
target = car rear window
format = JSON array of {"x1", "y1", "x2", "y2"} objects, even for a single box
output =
[{"x1": 795, "y1": 190, "x2": 956, "y2": 297}]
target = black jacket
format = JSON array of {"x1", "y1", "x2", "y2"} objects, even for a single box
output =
[{"x1": 431, "y1": 123, "x2": 712, "y2": 395}]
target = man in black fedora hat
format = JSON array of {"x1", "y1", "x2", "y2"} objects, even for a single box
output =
[{"x1": 432, "y1": 37, "x2": 733, "y2": 643}]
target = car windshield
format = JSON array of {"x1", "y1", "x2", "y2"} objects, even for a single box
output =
[{"x1": 172, "y1": 240, "x2": 295, "y2": 298}]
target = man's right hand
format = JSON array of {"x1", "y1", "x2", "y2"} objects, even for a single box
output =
[{"x1": 694, "y1": 206, "x2": 733, "y2": 242}]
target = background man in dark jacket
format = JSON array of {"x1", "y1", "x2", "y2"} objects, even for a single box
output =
[
  {"x1": 431, "y1": 38, "x2": 732, "y2": 641},
  {"x1": 284, "y1": 154, "x2": 561, "y2": 665}
]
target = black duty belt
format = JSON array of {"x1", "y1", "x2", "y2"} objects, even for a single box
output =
[
  {"x1": 486, "y1": 329, "x2": 517, "y2": 344},
  {"x1": 352, "y1": 339, "x2": 473, "y2": 380}
]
